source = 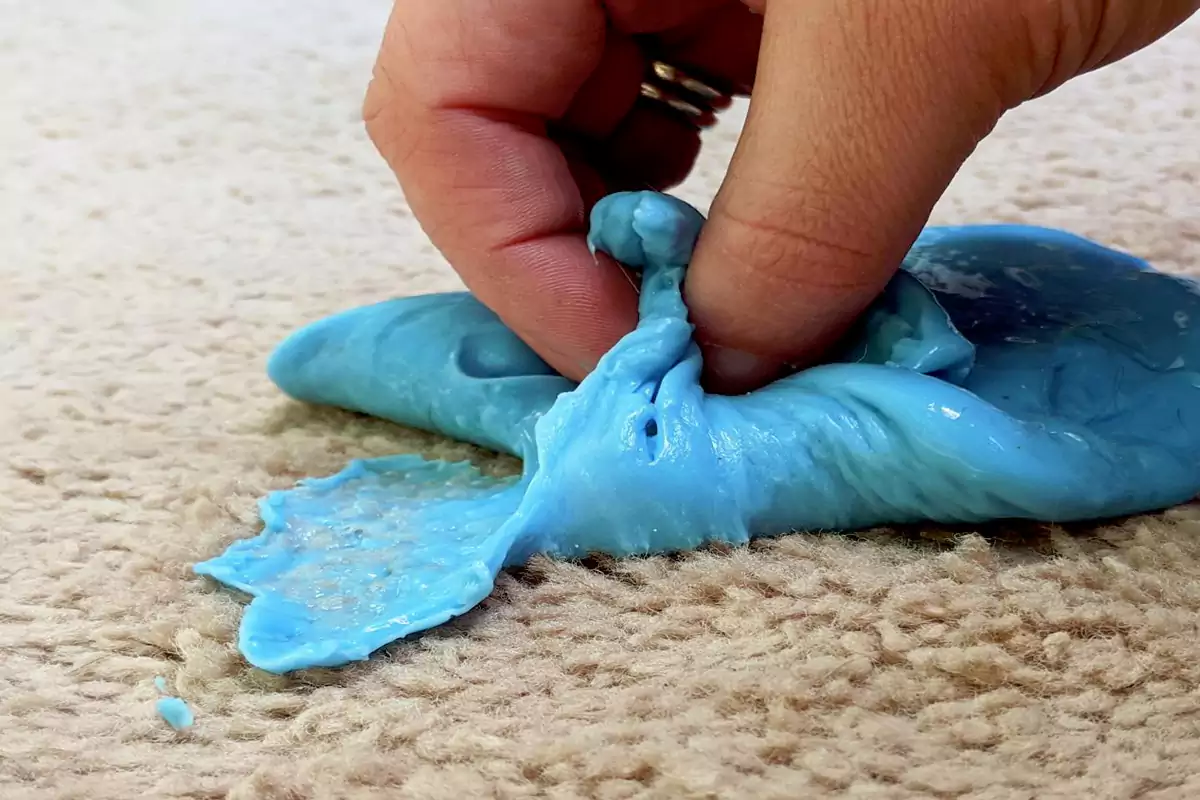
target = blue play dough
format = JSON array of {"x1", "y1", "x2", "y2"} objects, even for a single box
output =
[{"x1": 196, "y1": 191, "x2": 1200, "y2": 673}]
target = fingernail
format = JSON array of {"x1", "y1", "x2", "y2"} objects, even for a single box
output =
[{"x1": 703, "y1": 346, "x2": 779, "y2": 394}]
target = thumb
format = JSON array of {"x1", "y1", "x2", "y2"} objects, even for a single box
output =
[{"x1": 685, "y1": 0, "x2": 1195, "y2": 393}]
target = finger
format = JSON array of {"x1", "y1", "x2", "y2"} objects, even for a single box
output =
[
  {"x1": 603, "y1": 0, "x2": 730, "y2": 33},
  {"x1": 602, "y1": 100, "x2": 703, "y2": 190},
  {"x1": 650, "y1": 1, "x2": 763, "y2": 94},
  {"x1": 364, "y1": 0, "x2": 638, "y2": 380},
  {"x1": 1025, "y1": 0, "x2": 1200, "y2": 96},
  {"x1": 558, "y1": 30, "x2": 645, "y2": 139},
  {"x1": 685, "y1": 1, "x2": 1020, "y2": 393},
  {"x1": 557, "y1": 3, "x2": 758, "y2": 143},
  {"x1": 556, "y1": 137, "x2": 611, "y2": 211}
]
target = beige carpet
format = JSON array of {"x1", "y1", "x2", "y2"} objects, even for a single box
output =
[{"x1": 4, "y1": 2, "x2": 1200, "y2": 798}]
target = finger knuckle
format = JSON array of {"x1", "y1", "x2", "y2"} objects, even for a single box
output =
[
  {"x1": 1003, "y1": 0, "x2": 1163, "y2": 99},
  {"x1": 713, "y1": 202, "x2": 879, "y2": 295}
]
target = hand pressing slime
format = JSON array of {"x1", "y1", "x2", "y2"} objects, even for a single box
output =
[{"x1": 196, "y1": 191, "x2": 1200, "y2": 673}]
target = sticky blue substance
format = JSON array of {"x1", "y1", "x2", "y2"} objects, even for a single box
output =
[
  {"x1": 196, "y1": 191, "x2": 1200, "y2": 673},
  {"x1": 153, "y1": 675, "x2": 193, "y2": 730},
  {"x1": 155, "y1": 697, "x2": 194, "y2": 731}
]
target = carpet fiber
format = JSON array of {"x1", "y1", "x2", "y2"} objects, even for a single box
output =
[{"x1": 4, "y1": 3, "x2": 1200, "y2": 798}]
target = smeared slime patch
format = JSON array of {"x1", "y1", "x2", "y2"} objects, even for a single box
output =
[
  {"x1": 198, "y1": 457, "x2": 523, "y2": 669},
  {"x1": 197, "y1": 192, "x2": 1200, "y2": 673}
]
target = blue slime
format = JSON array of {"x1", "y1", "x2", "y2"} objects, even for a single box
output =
[
  {"x1": 156, "y1": 698, "x2": 194, "y2": 731},
  {"x1": 196, "y1": 191, "x2": 1200, "y2": 673},
  {"x1": 153, "y1": 677, "x2": 194, "y2": 730}
]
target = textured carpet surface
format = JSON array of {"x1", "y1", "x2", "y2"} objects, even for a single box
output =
[{"x1": 3, "y1": 3, "x2": 1200, "y2": 798}]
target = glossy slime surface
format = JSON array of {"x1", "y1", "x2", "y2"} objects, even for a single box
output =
[{"x1": 196, "y1": 192, "x2": 1200, "y2": 673}]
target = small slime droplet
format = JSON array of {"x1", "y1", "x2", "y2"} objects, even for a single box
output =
[
  {"x1": 153, "y1": 674, "x2": 193, "y2": 730},
  {"x1": 155, "y1": 697, "x2": 194, "y2": 731}
]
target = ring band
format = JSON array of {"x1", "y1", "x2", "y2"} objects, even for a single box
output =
[
  {"x1": 639, "y1": 60, "x2": 730, "y2": 128},
  {"x1": 649, "y1": 61, "x2": 726, "y2": 102}
]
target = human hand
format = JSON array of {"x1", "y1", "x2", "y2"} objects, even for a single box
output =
[{"x1": 365, "y1": 1, "x2": 1198, "y2": 393}]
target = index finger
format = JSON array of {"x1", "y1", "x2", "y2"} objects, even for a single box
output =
[{"x1": 363, "y1": 0, "x2": 638, "y2": 380}]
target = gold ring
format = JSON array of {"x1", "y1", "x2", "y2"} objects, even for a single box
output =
[{"x1": 639, "y1": 60, "x2": 730, "y2": 128}]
